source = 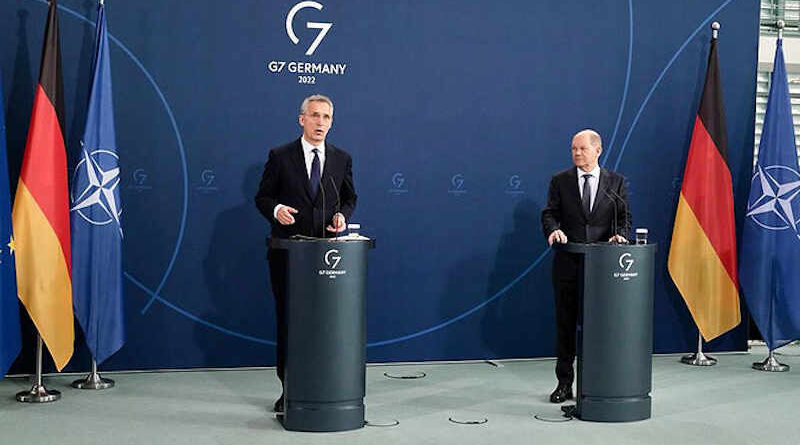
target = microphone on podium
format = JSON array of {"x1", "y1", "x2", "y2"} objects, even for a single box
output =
[
  {"x1": 602, "y1": 188, "x2": 619, "y2": 242},
  {"x1": 330, "y1": 176, "x2": 341, "y2": 238},
  {"x1": 603, "y1": 187, "x2": 629, "y2": 243},
  {"x1": 319, "y1": 176, "x2": 326, "y2": 239}
]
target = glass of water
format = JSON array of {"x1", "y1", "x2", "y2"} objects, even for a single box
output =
[{"x1": 635, "y1": 228, "x2": 648, "y2": 245}]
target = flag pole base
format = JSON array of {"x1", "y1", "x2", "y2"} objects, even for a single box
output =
[
  {"x1": 681, "y1": 352, "x2": 717, "y2": 366},
  {"x1": 752, "y1": 355, "x2": 790, "y2": 372},
  {"x1": 16, "y1": 384, "x2": 61, "y2": 403},
  {"x1": 72, "y1": 372, "x2": 115, "y2": 390}
]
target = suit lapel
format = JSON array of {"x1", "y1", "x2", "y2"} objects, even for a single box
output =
[
  {"x1": 567, "y1": 168, "x2": 581, "y2": 204},
  {"x1": 291, "y1": 139, "x2": 314, "y2": 202}
]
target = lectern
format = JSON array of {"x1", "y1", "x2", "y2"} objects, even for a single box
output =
[
  {"x1": 270, "y1": 236, "x2": 375, "y2": 432},
  {"x1": 556, "y1": 242, "x2": 656, "y2": 422}
]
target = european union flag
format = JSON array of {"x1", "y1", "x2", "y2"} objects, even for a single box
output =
[
  {"x1": 740, "y1": 38, "x2": 800, "y2": 351},
  {"x1": 70, "y1": 3, "x2": 124, "y2": 364},
  {"x1": 0, "y1": 70, "x2": 21, "y2": 377}
]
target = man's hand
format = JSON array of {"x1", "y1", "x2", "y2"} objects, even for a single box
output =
[
  {"x1": 608, "y1": 234, "x2": 628, "y2": 244},
  {"x1": 548, "y1": 229, "x2": 568, "y2": 245},
  {"x1": 276, "y1": 206, "x2": 298, "y2": 225},
  {"x1": 326, "y1": 212, "x2": 346, "y2": 233}
]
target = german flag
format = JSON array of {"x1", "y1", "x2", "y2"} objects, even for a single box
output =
[
  {"x1": 12, "y1": 0, "x2": 73, "y2": 370},
  {"x1": 668, "y1": 36, "x2": 740, "y2": 342}
]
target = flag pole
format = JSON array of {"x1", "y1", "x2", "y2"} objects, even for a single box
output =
[
  {"x1": 753, "y1": 349, "x2": 790, "y2": 372},
  {"x1": 72, "y1": 357, "x2": 115, "y2": 389},
  {"x1": 681, "y1": 332, "x2": 717, "y2": 366},
  {"x1": 16, "y1": 335, "x2": 61, "y2": 403},
  {"x1": 72, "y1": 0, "x2": 112, "y2": 387},
  {"x1": 678, "y1": 21, "x2": 723, "y2": 368},
  {"x1": 749, "y1": 19, "x2": 792, "y2": 374}
]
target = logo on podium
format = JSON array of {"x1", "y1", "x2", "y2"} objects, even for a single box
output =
[
  {"x1": 325, "y1": 249, "x2": 341, "y2": 269},
  {"x1": 319, "y1": 248, "x2": 346, "y2": 279},
  {"x1": 614, "y1": 252, "x2": 638, "y2": 281}
]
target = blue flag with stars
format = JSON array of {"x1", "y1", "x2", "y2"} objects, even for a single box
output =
[
  {"x1": 0, "y1": 70, "x2": 21, "y2": 377},
  {"x1": 740, "y1": 38, "x2": 800, "y2": 351},
  {"x1": 70, "y1": 3, "x2": 124, "y2": 364}
]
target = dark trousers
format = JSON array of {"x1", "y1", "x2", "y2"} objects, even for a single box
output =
[
  {"x1": 552, "y1": 252, "x2": 581, "y2": 386},
  {"x1": 268, "y1": 248, "x2": 288, "y2": 385}
]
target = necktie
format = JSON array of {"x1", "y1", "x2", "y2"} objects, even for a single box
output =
[
  {"x1": 310, "y1": 148, "x2": 321, "y2": 197},
  {"x1": 581, "y1": 173, "x2": 592, "y2": 214}
]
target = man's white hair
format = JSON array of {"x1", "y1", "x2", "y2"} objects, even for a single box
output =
[
  {"x1": 573, "y1": 129, "x2": 602, "y2": 148},
  {"x1": 300, "y1": 94, "x2": 334, "y2": 115}
]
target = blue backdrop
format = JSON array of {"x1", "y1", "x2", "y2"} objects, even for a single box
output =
[{"x1": 0, "y1": 0, "x2": 758, "y2": 371}]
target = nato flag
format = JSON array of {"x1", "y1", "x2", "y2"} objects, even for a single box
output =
[
  {"x1": 70, "y1": 3, "x2": 124, "y2": 364},
  {"x1": 0, "y1": 70, "x2": 21, "y2": 377},
  {"x1": 740, "y1": 38, "x2": 800, "y2": 351}
]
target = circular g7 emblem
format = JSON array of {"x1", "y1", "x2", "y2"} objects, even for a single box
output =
[
  {"x1": 324, "y1": 249, "x2": 341, "y2": 269},
  {"x1": 286, "y1": 1, "x2": 332, "y2": 56},
  {"x1": 392, "y1": 172, "x2": 405, "y2": 189},
  {"x1": 451, "y1": 174, "x2": 465, "y2": 190},
  {"x1": 618, "y1": 253, "x2": 634, "y2": 271}
]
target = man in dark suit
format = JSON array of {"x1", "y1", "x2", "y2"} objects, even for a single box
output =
[
  {"x1": 254, "y1": 94, "x2": 357, "y2": 412},
  {"x1": 541, "y1": 129, "x2": 630, "y2": 403}
]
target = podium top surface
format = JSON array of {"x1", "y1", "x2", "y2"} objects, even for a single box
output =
[
  {"x1": 553, "y1": 242, "x2": 657, "y2": 254},
  {"x1": 270, "y1": 235, "x2": 376, "y2": 249}
]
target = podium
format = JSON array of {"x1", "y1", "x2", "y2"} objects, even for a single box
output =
[
  {"x1": 556, "y1": 242, "x2": 656, "y2": 422},
  {"x1": 270, "y1": 236, "x2": 375, "y2": 432}
]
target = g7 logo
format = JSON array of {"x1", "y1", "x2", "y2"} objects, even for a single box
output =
[
  {"x1": 325, "y1": 249, "x2": 342, "y2": 269},
  {"x1": 392, "y1": 172, "x2": 405, "y2": 189},
  {"x1": 133, "y1": 168, "x2": 148, "y2": 186},
  {"x1": 451, "y1": 174, "x2": 465, "y2": 190},
  {"x1": 200, "y1": 169, "x2": 216, "y2": 187},
  {"x1": 286, "y1": 1, "x2": 332, "y2": 56},
  {"x1": 618, "y1": 253, "x2": 634, "y2": 272}
]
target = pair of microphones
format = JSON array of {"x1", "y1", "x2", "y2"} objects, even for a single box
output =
[
  {"x1": 602, "y1": 187, "x2": 629, "y2": 244},
  {"x1": 318, "y1": 176, "x2": 341, "y2": 239}
]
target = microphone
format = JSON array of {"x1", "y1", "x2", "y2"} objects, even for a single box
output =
[
  {"x1": 319, "y1": 175, "x2": 326, "y2": 239},
  {"x1": 605, "y1": 187, "x2": 630, "y2": 242},
  {"x1": 602, "y1": 188, "x2": 619, "y2": 243},
  {"x1": 330, "y1": 176, "x2": 341, "y2": 238}
]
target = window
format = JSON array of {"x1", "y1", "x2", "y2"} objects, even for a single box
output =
[
  {"x1": 761, "y1": 0, "x2": 800, "y2": 34},
  {"x1": 755, "y1": 1, "x2": 800, "y2": 164}
]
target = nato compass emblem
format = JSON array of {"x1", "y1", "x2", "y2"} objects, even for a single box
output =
[
  {"x1": 746, "y1": 164, "x2": 800, "y2": 239},
  {"x1": 71, "y1": 147, "x2": 123, "y2": 236}
]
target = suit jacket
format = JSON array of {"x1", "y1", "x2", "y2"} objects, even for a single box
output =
[
  {"x1": 541, "y1": 167, "x2": 631, "y2": 265},
  {"x1": 255, "y1": 138, "x2": 357, "y2": 239}
]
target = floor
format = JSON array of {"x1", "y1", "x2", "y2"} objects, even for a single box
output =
[{"x1": 0, "y1": 344, "x2": 798, "y2": 445}]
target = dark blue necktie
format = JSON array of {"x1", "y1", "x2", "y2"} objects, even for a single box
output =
[
  {"x1": 581, "y1": 173, "x2": 592, "y2": 214},
  {"x1": 310, "y1": 148, "x2": 321, "y2": 197}
]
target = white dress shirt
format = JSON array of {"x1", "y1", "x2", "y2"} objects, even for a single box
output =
[
  {"x1": 300, "y1": 137, "x2": 326, "y2": 179},
  {"x1": 576, "y1": 165, "x2": 601, "y2": 212}
]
